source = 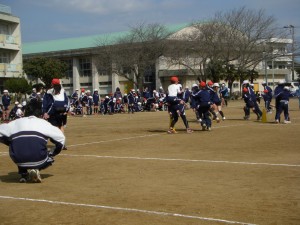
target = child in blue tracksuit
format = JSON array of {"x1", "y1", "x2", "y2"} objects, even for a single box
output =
[
  {"x1": 276, "y1": 86, "x2": 293, "y2": 123},
  {"x1": 93, "y1": 90, "x2": 100, "y2": 114},
  {"x1": 87, "y1": 96, "x2": 94, "y2": 115},
  {"x1": 127, "y1": 90, "x2": 135, "y2": 113},
  {"x1": 274, "y1": 80, "x2": 285, "y2": 122},
  {"x1": 193, "y1": 81, "x2": 212, "y2": 131},
  {"x1": 261, "y1": 81, "x2": 273, "y2": 112},
  {"x1": 2, "y1": 90, "x2": 11, "y2": 121},
  {"x1": 242, "y1": 87, "x2": 255, "y2": 120},
  {"x1": 242, "y1": 80, "x2": 262, "y2": 120}
]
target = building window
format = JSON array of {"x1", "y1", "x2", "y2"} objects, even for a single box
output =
[
  {"x1": 61, "y1": 59, "x2": 73, "y2": 78},
  {"x1": 0, "y1": 51, "x2": 10, "y2": 63},
  {"x1": 99, "y1": 82, "x2": 112, "y2": 86},
  {"x1": 98, "y1": 67, "x2": 108, "y2": 76},
  {"x1": 79, "y1": 58, "x2": 92, "y2": 77},
  {"x1": 80, "y1": 83, "x2": 92, "y2": 86},
  {"x1": 233, "y1": 83, "x2": 239, "y2": 88},
  {"x1": 144, "y1": 66, "x2": 155, "y2": 83}
]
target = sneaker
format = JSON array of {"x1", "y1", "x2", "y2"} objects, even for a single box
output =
[
  {"x1": 222, "y1": 117, "x2": 226, "y2": 120},
  {"x1": 201, "y1": 124, "x2": 206, "y2": 131},
  {"x1": 284, "y1": 120, "x2": 291, "y2": 124},
  {"x1": 29, "y1": 169, "x2": 42, "y2": 183},
  {"x1": 207, "y1": 127, "x2": 211, "y2": 131},
  {"x1": 197, "y1": 118, "x2": 202, "y2": 123},
  {"x1": 275, "y1": 119, "x2": 279, "y2": 124},
  {"x1": 257, "y1": 115, "x2": 262, "y2": 120},
  {"x1": 63, "y1": 146, "x2": 68, "y2": 150},
  {"x1": 243, "y1": 116, "x2": 249, "y2": 120},
  {"x1": 216, "y1": 118, "x2": 220, "y2": 123},
  {"x1": 19, "y1": 177, "x2": 27, "y2": 183},
  {"x1": 186, "y1": 128, "x2": 194, "y2": 134},
  {"x1": 167, "y1": 129, "x2": 178, "y2": 134}
]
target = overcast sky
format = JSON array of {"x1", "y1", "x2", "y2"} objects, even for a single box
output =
[{"x1": 1, "y1": 0, "x2": 300, "y2": 43}]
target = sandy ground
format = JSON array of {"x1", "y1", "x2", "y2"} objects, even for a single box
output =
[{"x1": 0, "y1": 99, "x2": 299, "y2": 225}]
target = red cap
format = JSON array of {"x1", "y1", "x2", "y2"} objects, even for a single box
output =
[
  {"x1": 263, "y1": 89, "x2": 268, "y2": 93},
  {"x1": 170, "y1": 76, "x2": 179, "y2": 82},
  {"x1": 243, "y1": 87, "x2": 248, "y2": 93},
  {"x1": 207, "y1": 81, "x2": 213, "y2": 86},
  {"x1": 81, "y1": 88, "x2": 85, "y2": 92},
  {"x1": 51, "y1": 78, "x2": 60, "y2": 85},
  {"x1": 200, "y1": 81, "x2": 206, "y2": 87}
]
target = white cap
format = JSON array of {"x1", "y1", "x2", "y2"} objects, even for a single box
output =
[
  {"x1": 3, "y1": 90, "x2": 8, "y2": 93},
  {"x1": 94, "y1": 89, "x2": 98, "y2": 91},
  {"x1": 278, "y1": 79, "x2": 285, "y2": 84},
  {"x1": 213, "y1": 83, "x2": 220, "y2": 87},
  {"x1": 105, "y1": 96, "x2": 109, "y2": 98},
  {"x1": 250, "y1": 83, "x2": 254, "y2": 87},
  {"x1": 284, "y1": 86, "x2": 290, "y2": 90},
  {"x1": 88, "y1": 96, "x2": 93, "y2": 99},
  {"x1": 32, "y1": 88, "x2": 36, "y2": 91},
  {"x1": 192, "y1": 83, "x2": 198, "y2": 88},
  {"x1": 86, "y1": 90, "x2": 91, "y2": 93},
  {"x1": 242, "y1": 80, "x2": 249, "y2": 85},
  {"x1": 262, "y1": 81, "x2": 266, "y2": 85},
  {"x1": 15, "y1": 101, "x2": 19, "y2": 105},
  {"x1": 17, "y1": 104, "x2": 22, "y2": 108}
]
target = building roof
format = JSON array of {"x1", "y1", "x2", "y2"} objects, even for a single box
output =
[{"x1": 22, "y1": 23, "x2": 189, "y2": 55}]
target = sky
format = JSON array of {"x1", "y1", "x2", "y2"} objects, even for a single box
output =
[{"x1": 1, "y1": 0, "x2": 300, "y2": 43}]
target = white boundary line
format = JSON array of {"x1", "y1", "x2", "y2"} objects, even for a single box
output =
[
  {"x1": 61, "y1": 154, "x2": 300, "y2": 168},
  {"x1": 68, "y1": 124, "x2": 246, "y2": 148},
  {"x1": 0, "y1": 195, "x2": 256, "y2": 225},
  {"x1": 68, "y1": 134, "x2": 160, "y2": 147}
]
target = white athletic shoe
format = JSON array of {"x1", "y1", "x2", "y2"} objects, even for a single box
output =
[
  {"x1": 29, "y1": 169, "x2": 42, "y2": 183},
  {"x1": 222, "y1": 117, "x2": 226, "y2": 120},
  {"x1": 284, "y1": 120, "x2": 291, "y2": 124},
  {"x1": 275, "y1": 119, "x2": 279, "y2": 124}
]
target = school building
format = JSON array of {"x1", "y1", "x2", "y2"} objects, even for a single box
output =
[{"x1": 0, "y1": 4, "x2": 23, "y2": 93}]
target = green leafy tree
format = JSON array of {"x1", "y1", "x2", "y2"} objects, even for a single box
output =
[
  {"x1": 23, "y1": 57, "x2": 68, "y2": 89},
  {"x1": 4, "y1": 78, "x2": 31, "y2": 101}
]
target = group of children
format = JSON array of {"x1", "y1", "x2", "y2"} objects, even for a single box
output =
[
  {"x1": 69, "y1": 87, "x2": 168, "y2": 116},
  {"x1": 166, "y1": 76, "x2": 227, "y2": 134},
  {"x1": 242, "y1": 79, "x2": 297, "y2": 124}
]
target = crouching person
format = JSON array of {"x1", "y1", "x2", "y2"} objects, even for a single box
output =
[{"x1": 0, "y1": 105, "x2": 65, "y2": 183}]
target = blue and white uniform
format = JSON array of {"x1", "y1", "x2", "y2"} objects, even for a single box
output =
[
  {"x1": 42, "y1": 88, "x2": 69, "y2": 127},
  {"x1": 0, "y1": 116, "x2": 65, "y2": 174}
]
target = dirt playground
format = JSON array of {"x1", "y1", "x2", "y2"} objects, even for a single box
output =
[{"x1": 0, "y1": 99, "x2": 299, "y2": 225}]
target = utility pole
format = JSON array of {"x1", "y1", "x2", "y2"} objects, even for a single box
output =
[{"x1": 284, "y1": 25, "x2": 295, "y2": 81}]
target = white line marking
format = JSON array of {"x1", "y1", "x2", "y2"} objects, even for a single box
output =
[
  {"x1": 61, "y1": 154, "x2": 300, "y2": 168},
  {"x1": 68, "y1": 124, "x2": 248, "y2": 148},
  {"x1": 0, "y1": 195, "x2": 256, "y2": 225},
  {"x1": 68, "y1": 134, "x2": 160, "y2": 147}
]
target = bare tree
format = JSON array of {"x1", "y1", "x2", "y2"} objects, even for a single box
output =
[
  {"x1": 165, "y1": 7, "x2": 281, "y2": 84},
  {"x1": 95, "y1": 22, "x2": 171, "y2": 89}
]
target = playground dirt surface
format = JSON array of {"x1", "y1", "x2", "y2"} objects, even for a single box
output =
[{"x1": 0, "y1": 99, "x2": 300, "y2": 225}]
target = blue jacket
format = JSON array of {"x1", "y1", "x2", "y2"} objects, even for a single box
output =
[
  {"x1": 263, "y1": 86, "x2": 273, "y2": 101},
  {"x1": 93, "y1": 93, "x2": 100, "y2": 105},
  {"x1": 192, "y1": 89, "x2": 211, "y2": 107},
  {"x1": 42, "y1": 89, "x2": 69, "y2": 115},
  {"x1": 277, "y1": 89, "x2": 293, "y2": 101},
  {"x1": 0, "y1": 116, "x2": 65, "y2": 168},
  {"x1": 2, "y1": 95, "x2": 11, "y2": 106}
]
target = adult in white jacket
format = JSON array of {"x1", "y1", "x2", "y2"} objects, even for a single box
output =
[{"x1": 0, "y1": 111, "x2": 65, "y2": 183}]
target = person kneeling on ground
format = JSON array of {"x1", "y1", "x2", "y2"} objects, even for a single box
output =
[{"x1": 0, "y1": 104, "x2": 65, "y2": 183}]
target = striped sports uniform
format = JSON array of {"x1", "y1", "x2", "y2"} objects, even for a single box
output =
[{"x1": 0, "y1": 116, "x2": 65, "y2": 178}]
